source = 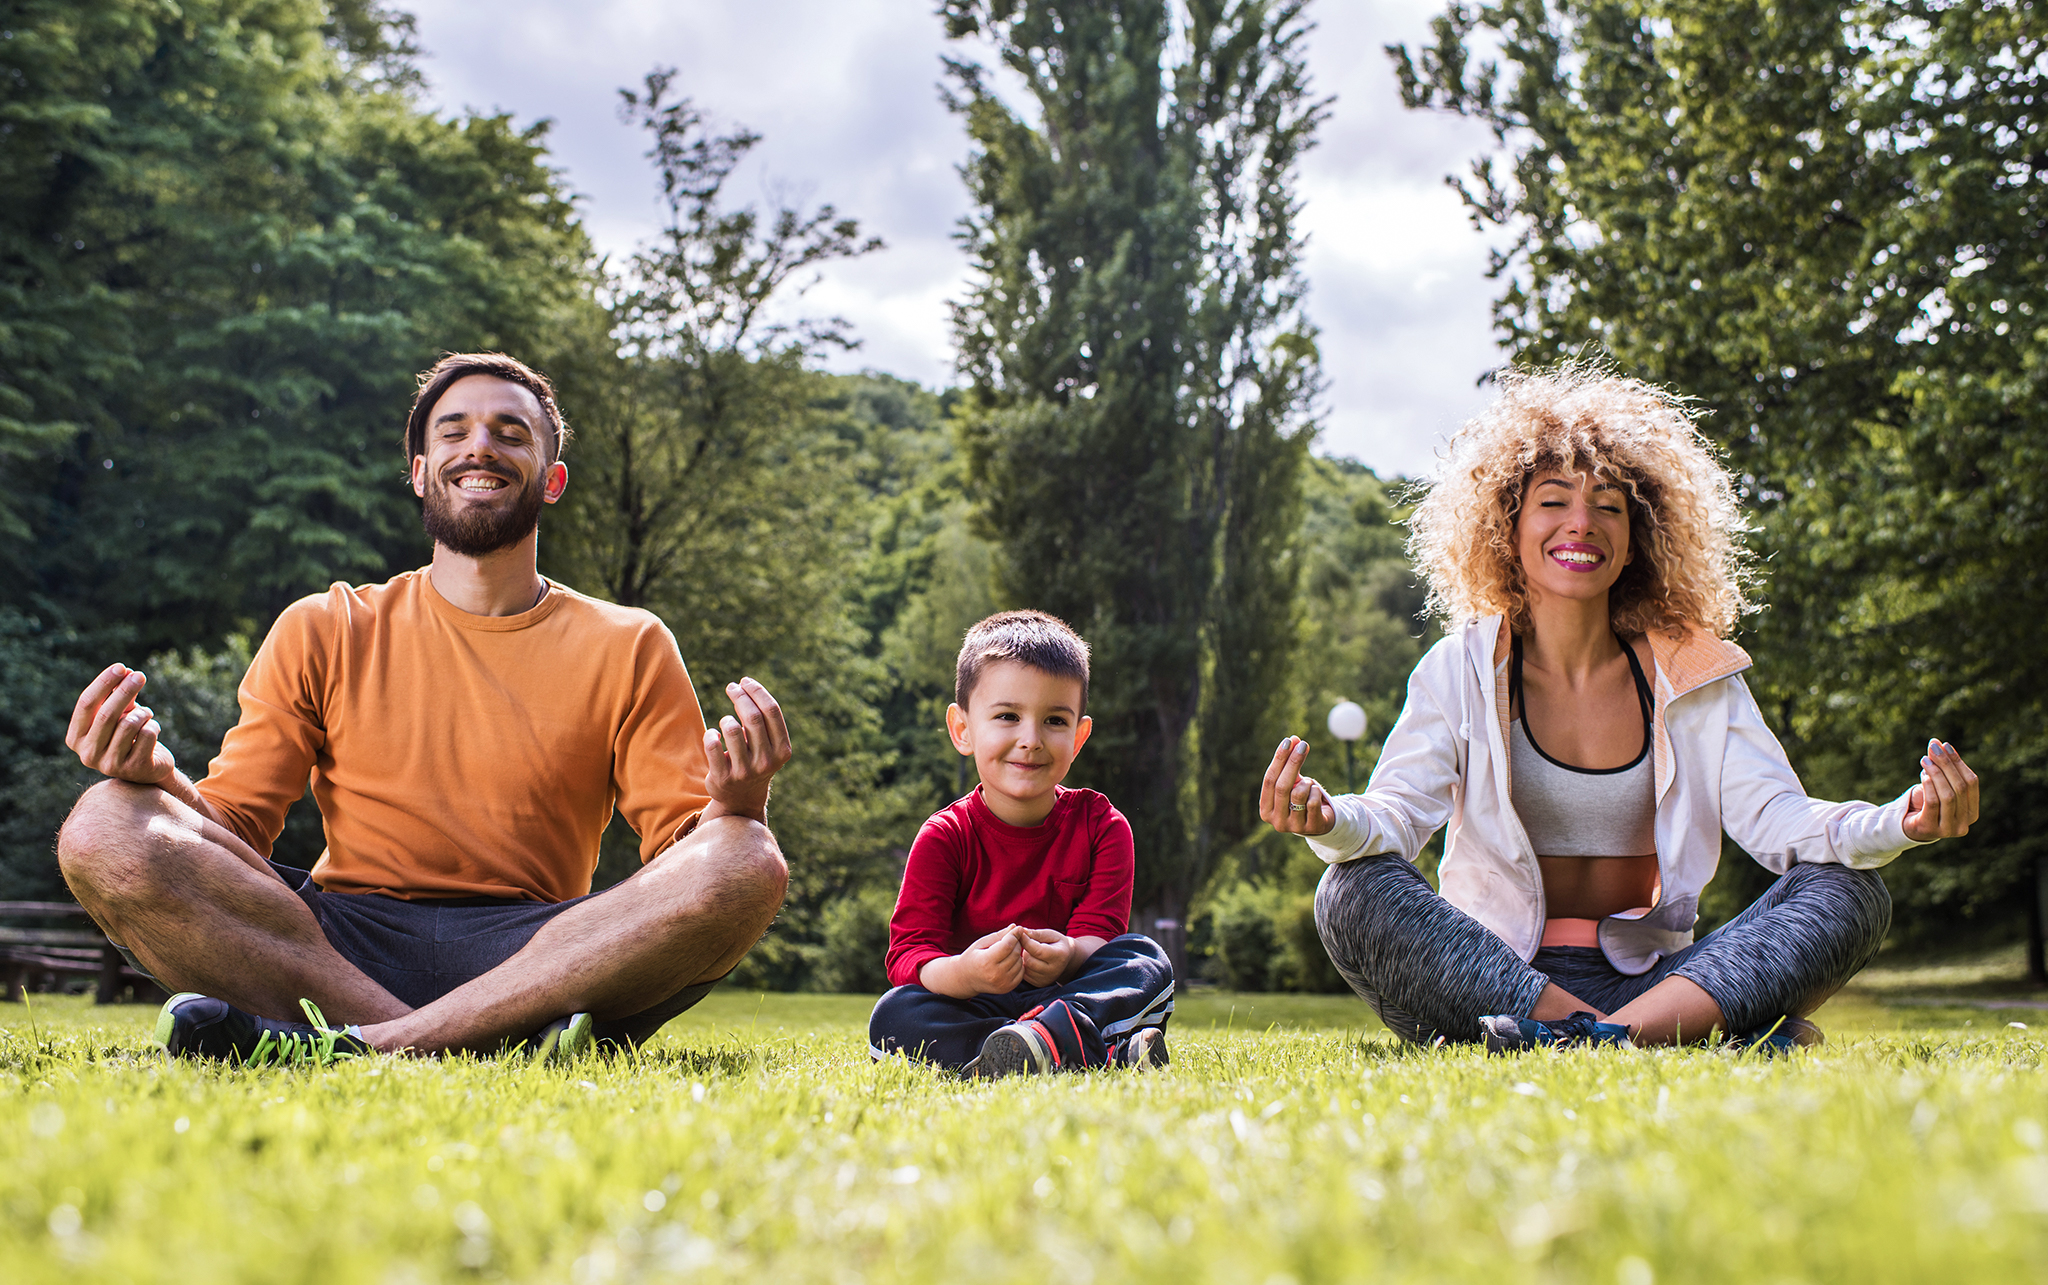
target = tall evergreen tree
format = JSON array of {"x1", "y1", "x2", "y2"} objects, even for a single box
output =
[{"x1": 943, "y1": 0, "x2": 1326, "y2": 943}]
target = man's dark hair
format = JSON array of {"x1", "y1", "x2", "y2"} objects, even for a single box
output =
[
  {"x1": 955, "y1": 610, "x2": 1091, "y2": 712},
  {"x1": 404, "y1": 352, "x2": 572, "y2": 466}
]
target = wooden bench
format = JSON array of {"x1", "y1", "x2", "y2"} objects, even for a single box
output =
[{"x1": 0, "y1": 901, "x2": 165, "y2": 1005}]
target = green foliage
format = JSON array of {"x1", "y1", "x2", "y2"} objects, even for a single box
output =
[
  {"x1": 805, "y1": 885, "x2": 898, "y2": 995},
  {"x1": 1200, "y1": 859, "x2": 1346, "y2": 994},
  {"x1": 1203, "y1": 880, "x2": 1342, "y2": 992},
  {"x1": 0, "y1": 0, "x2": 592, "y2": 896},
  {"x1": 1, "y1": 993, "x2": 2045, "y2": 1281},
  {"x1": 1192, "y1": 457, "x2": 1427, "y2": 989},
  {"x1": 1391, "y1": 0, "x2": 2048, "y2": 938},
  {"x1": 1206, "y1": 881, "x2": 1287, "y2": 990},
  {"x1": 0, "y1": 612, "x2": 101, "y2": 899},
  {"x1": 944, "y1": 0, "x2": 1327, "y2": 927},
  {"x1": 140, "y1": 636, "x2": 253, "y2": 772},
  {"x1": 2, "y1": 0, "x2": 592, "y2": 647}
]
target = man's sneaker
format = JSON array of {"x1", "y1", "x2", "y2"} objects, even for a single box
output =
[
  {"x1": 1728, "y1": 1016, "x2": 1823, "y2": 1057},
  {"x1": 1112, "y1": 1025, "x2": 1169, "y2": 1070},
  {"x1": 972, "y1": 1018, "x2": 1058, "y2": 1078},
  {"x1": 1479, "y1": 1011, "x2": 1635, "y2": 1054},
  {"x1": 528, "y1": 1012, "x2": 594, "y2": 1064},
  {"x1": 155, "y1": 993, "x2": 369, "y2": 1066}
]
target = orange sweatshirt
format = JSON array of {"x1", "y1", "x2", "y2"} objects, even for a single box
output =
[{"x1": 197, "y1": 570, "x2": 711, "y2": 902}]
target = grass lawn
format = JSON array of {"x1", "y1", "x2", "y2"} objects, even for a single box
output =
[{"x1": 2, "y1": 955, "x2": 2044, "y2": 1283}]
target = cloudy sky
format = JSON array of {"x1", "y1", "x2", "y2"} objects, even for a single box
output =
[{"x1": 403, "y1": 0, "x2": 1506, "y2": 478}]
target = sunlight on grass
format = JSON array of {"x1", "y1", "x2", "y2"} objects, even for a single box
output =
[{"x1": 1, "y1": 993, "x2": 2043, "y2": 1282}]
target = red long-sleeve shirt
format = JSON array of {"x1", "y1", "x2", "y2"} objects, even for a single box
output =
[{"x1": 884, "y1": 786, "x2": 1135, "y2": 989}]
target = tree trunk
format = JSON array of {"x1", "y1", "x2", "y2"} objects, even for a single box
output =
[
  {"x1": 1136, "y1": 892, "x2": 1189, "y2": 986},
  {"x1": 2029, "y1": 854, "x2": 2046, "y2": 986}
]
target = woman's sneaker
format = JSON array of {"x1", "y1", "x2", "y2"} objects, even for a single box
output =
[
  {"x1": 1479, "y1": 1011, "x2": 1635, "y2": 1053},
  {"x1": 1728, "y1": 1016, "x2": 1823, "y2": 1056},
  {"x1": 155, "y1": 993, "x2": 370, "y2": 1066},
  {"x1": 1112, "y1": 1026, "x2": 1169, "y2": 1069}
]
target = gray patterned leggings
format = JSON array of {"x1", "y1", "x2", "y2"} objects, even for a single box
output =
[{"x1": 1314, "y1": 856, "x2": 1891, "y2": 1044}]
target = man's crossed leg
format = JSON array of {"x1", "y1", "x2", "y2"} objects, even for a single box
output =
[{"x1": 57, "y1": 780, "x2": 786, "y2": 1056}]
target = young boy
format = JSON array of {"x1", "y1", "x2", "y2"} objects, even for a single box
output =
[{"x1": 869, "y1": 610, "x2": 1174, "y2": 1076}]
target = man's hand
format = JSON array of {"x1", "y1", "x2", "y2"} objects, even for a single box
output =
[
  {"x1": 1902, "y1": 738, "x2": 1980, "y2": 843},
  {"x1": 1259, "y1": 735, "x2": 1336, "y2": 837},
  {"x1": 701, "y1": 676, "x2": 793, "y2": 824},
  {"x1": 67, "y1": 664, "x2": 177, "y2": 786},
  {"x1": 1018, "y1": 928, "x2": 1075, "y2": 988},
  {"x1": 919, "y1": 925, "x2": 1027, "y2": 998}
]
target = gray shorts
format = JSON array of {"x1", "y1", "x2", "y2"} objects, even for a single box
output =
[{"x1": 116, "y1": 860, "x2": 716, "y2": 1046}]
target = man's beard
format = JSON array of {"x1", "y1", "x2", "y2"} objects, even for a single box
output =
[{"x1": 420, "y1": 466, "x2": 545, "y2": 557}]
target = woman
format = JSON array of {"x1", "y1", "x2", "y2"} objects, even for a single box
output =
[{"x1": 1261, "y1": 366, "x2": 1979, "y2": 1050}]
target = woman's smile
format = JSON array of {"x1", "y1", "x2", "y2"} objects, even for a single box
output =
[{"x1": 1547, "y1": 541, "x2": 1607, "y2": 572}]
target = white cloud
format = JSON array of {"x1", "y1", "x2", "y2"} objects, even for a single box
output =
[{"x1": 403, "y1": 0, "x2": 1510, "y2": 477}]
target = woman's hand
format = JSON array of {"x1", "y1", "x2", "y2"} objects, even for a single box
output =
[
  {"x1": 1259, "y1": 736, "x2": 1337, "y2": 836},
  {"x1": 1901, "y1": 739, "x2": 1980, "y2": 843}
]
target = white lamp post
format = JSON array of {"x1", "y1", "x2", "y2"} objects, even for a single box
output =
[{"x1": 1327, "y1": 700, "x2": 1368, "y2": 793}]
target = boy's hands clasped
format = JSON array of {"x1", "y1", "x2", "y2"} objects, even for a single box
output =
[
  {"x1": 920, "y1": 924, "x2": 1093, "y2": 998},
  {"x1": 1017, "y1": 927, "x2": 1077, "y2": 987},
  {"x1": 957, "y1": 925, "x2": 1028, "y2": 993}
]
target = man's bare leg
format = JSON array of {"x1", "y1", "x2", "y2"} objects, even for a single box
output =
[
  {"x1": 359, "y1": 816, "x2": 787, "y2": 1054},
  {"x1": 56, "y1": 780, "x2": 412, "y2": 1025}
]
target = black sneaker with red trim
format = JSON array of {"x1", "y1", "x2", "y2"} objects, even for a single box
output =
[{"x1": 972, "y1": 1017, "x2": 1057, "y2": 1077}]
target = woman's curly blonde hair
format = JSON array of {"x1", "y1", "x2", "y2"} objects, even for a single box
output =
[{"x1": 1407, "y1": 362, "x2": 1756, "y2": 638}]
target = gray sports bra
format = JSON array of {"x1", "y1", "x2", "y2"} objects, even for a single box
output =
[{"x1": 1508, "y1": 633, "x2": 1657, "y2": 858}]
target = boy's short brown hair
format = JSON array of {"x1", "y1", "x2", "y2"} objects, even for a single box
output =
[{"x1": 955, "y1": 610, "x2": 1091, "y2": 712}]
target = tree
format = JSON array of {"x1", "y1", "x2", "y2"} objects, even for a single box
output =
[
  {"x1": 0, "y1": 0, "x2": 593, "y2": 896},
  {"x1": 1192, "y1": 457, "x2": 1428, "y2": 991},
  {"x1": 943, "y1": 0, "x2": 1327, "y2": 953},
  {"x1": 1392, "y1": 0, "x2": 2048, "y2": 955},
  {"x1": 544, "y1": 76, "x2": 931, "y2": 986},
  {"x1": 3, "y1": 0, "x2": 592, "y2": 648}
]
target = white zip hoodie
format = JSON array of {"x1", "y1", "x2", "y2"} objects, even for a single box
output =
[{"x1": 1306, "y1": 615, "x2": 1921, "y2": 974}]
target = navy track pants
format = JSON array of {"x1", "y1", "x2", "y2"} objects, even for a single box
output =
[{"x1": 868, "y1": 932, "x2": 1175, "y2": 1071}]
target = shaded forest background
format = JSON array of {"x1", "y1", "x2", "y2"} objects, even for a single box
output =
[{"x1": 3, "y1": 0, "x2": 2039, "y2": 991}]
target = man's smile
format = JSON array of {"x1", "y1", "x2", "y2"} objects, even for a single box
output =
[{"x1": 445, "y1": 466, "x2": 517, "y2": 495}]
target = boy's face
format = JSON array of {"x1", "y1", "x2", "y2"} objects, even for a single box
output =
[{"x1": 946, "y1": 660, "x2": 1092, "y2": 826}]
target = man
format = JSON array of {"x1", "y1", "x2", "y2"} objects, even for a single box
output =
[{"x1": 56, "y1": 353, "x2": 790, "y2": 1061}]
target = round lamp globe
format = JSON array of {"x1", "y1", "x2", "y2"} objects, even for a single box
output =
[{"x1": 1327, "y1": 700, "x2": 1367, "y2": 743}]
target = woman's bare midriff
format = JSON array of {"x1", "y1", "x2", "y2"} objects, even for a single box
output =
[{"x1": 1538, "y1": 853, "x2": 1661, "y2": 920}]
